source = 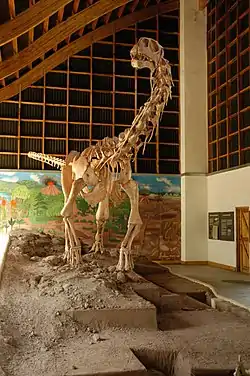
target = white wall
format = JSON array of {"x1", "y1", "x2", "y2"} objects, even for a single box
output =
[
  {"x1": 207, "y1": 166, "x2": 250, "y2": 267},
  {"x1": 181, "y1": 175, "x2": 208, "y2": 261}
]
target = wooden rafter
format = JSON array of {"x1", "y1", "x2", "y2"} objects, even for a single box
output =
[
  {"x1": 53, "y1": 6, "x2": 65, "y2": 52},
  {"x1": 0, "y1": 0, "x2": 133, "y2": 81},
  {"x1": 78, "y1": 0, "x2": 94, "y2": 37},
  {"x1": 7, "y1": 0, "x2": 19, "y2": 78},
  {"x1": 0, "y1": 0, "x2": 73, "y2": 47},
  {"x1": 103, "y1": 11, "x2": 112, "y2": 24},
  {"x1": 28, "y1": 0, "x2": 35, "y2": 69},
  {"x1": 117, "y1": 4, "x2": 126, "y2": 18},
  {"x1": 72, "y1": 0, "x2": 81, "y2": 14},
  {"x1": 92, "y1": 18, "x2": 98, "y2": 30},
  {"x1": 0, "y1": 50, "x2": 5, "y2": 87},
  {"x1": 0, "y1": 0, "x2": 178, "y2": 103},
  {"x1": 57, "y1": 6, "x2": 65, "y2": 24},
  {"x1": 130, "y1": 0, "x2": 139, "y2": 12}
]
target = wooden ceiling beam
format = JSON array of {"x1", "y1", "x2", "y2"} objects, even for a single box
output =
[
  {"x1": 0, "y1": 50, "x2": 5, "y2": 87},
  {"x1": 7, "y1": 0, "x2": 19, "y2": 78},
  {"x1": 0, "y1": 0, "x2": 133, "y2": 81},
  {"x1": 0, "y1": 0, "x2": 73, "y2": 47},
  {"x1": 0, "y1": 0, "x2": 179, "y2": 103}
]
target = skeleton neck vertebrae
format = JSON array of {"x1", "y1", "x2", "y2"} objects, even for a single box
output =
[{"x1": 28, "y1": 37, "x2": 173, "y2": 271}]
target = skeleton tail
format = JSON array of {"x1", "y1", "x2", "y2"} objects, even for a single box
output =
[{"x1": 28, "y1": 152, "x2": 66, "y2": 169}]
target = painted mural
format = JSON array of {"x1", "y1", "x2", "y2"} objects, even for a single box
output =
[{"x1": 0, "y1": 170, "x2": 181, "y2": 261}]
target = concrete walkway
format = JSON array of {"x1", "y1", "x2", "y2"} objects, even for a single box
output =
[{"x1": 165, "y1": 265, "x2": 250, "y2": 310}]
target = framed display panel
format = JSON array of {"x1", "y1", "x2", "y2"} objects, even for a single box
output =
[
  {"x1": 207, "y1": 0, "x2": 250, "y2": 172},
  {"x1": 208, "y1": 212, "x2": 220, "y2": 240},
  {"x1": 219, "y1": 211, "x2": 234, "y2": 241},
  {"x1": 208, "y1": 211, "x2": 234, "y2": 241},
  {"x1": 0, "y1": 11, "x2": 180, "y2": 174}
]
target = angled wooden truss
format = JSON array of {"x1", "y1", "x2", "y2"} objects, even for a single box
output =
[
  {"x1": 0, "y1": 0, "x2": 178, "y2": 103},
  {"x1": 0, "y1": 0, "x2": 133, "y2": 81},
  {"x1": 0, "y1": 0, "x2": 73, "y2": 47}
]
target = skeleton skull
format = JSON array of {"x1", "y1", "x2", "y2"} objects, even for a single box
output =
[{"x1": 130, "y1": 37, "x2": 164, "y2": 71}]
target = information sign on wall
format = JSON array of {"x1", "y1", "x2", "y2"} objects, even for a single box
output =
[
  {"x1": 208, "y1": 212, "x2": 220, "y2": 240},
  {"x1": 219, "y1": 211, "x2": 234, "y2": 241},
  {"x1": 208, "y1": 211, "x2": 234, "y2": 241}
]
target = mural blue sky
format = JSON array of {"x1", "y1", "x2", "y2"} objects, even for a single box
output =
[
  {"x1": 0, "y1": 171, "x2": 61, "y2": 186},
  {"x1": 0, "y1": 170, "x2": 180, "y2": 195}
]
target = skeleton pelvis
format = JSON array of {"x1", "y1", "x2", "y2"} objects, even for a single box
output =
[{"x1": 71, "y1": 153, "x2": 99, "y2": 186}]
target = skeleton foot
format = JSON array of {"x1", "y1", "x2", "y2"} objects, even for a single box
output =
[
  {"x1": 90, "y1": 241, "x2": 105, "y2": 254},
  {"x1": 63, "y1": 245, "x2": 82, "y2": 267},
  {"x1": 116, "y1": 247, "x2": 134, "y2": 272}
]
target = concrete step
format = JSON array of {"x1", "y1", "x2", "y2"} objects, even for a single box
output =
[
  {"x1": 132, "y1": 280, "x2": 208, "y2": 313},
  {"x1": 69, "y1": 306, "x2": 157, "y2": 331},
  {"x1": 132, "y1": 282, "x2": 173, "y2": 308},
  {"x1": 210, "y1": 297, "x2": 250, "y2": 319},
  {"x1": 160, "y1": 293, "x2": 209, "y2": 312},
  {"x1": 67, "y1": 345, "x2": 147, "y2": 376}
]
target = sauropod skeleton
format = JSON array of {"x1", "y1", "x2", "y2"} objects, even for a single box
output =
[{"x1": 28, "y1": 37, "x2": 173, "y2": 271}]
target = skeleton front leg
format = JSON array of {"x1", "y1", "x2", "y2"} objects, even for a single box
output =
[
  {"x1": 90, "y1": 195, "x2": 109, "y2": 254},
  {"x1": 61, "y1": 178, "x2": 84, "y2": 266},
  {"x1": 116, "y1": 179, "x2": 142, "y2": 272}
]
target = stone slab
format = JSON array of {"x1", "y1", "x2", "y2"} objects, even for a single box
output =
[
  {"x1": 67, "y1": 345, "x2": 147, "y2": 376},
  {"x1": 132, "y1": 282, "x2": 172, "y2": 307},
  {"x1": 145, "y1": 272, "x2": 207, "y2": 294},
  {"x1": 160, "y1": 294, "x2": 209, "y2": 312},
  {"x1": 211, "y1": 297, "x2": 250, "y2": 319},
  {"x1": 68, "y1": 307, "x2": 157, "y2": 330}
]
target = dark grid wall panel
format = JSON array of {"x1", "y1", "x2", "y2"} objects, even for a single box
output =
[
  {"x1": 207, "y1": 0, "x2": 250, "y2": 173},
  {"x1": 0, "y1": 11, "x2": 179, "y2": 174}
]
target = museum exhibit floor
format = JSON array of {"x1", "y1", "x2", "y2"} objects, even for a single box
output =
[{"x1": 166, "y1": 264, "x2": 250, "y2": 310}]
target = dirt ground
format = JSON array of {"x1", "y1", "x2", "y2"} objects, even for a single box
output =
[{"x1": 1, "y1": 230, "x2": 250, "y2": 375}]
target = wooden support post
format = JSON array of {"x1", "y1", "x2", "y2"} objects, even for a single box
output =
[
  {"x1": 42, "y1": 69, "x2": 46, "y2": 170},
  {"x1": 112, "y1": 29, "x2": 115, "y2": 138},
  {"x1": 66, "y1": 57, "x2": 69, "y2": 155},
  {"x1": 17, "y1": 85, "x2": 21, "y2": 169},
  {"x1": 89, "y1": 44, "x2": 93, "y2": 146}
]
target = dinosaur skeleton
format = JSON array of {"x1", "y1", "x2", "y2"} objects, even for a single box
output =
[{"x1": 28, "y1": 37, "x2": 173, "y2": 271}]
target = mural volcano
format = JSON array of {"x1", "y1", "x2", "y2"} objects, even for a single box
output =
[{"x1": 41, "y1": 177, "x2": 61, "y2": 196}]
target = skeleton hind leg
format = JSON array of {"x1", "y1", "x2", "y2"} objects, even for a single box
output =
[
  {"x1": 90, "y1": 195, "x2": 109, "y2": 254},
  {"x1": 61, "y1": 175, "x2": 84, "y2": 266},
  {"x1": 116, "y1": 179, "x2": 142, "y2": 272}
]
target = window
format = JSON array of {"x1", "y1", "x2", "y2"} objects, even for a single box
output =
[{"x1": 208, "y1": 0, "x2": 250, "y2": 172}]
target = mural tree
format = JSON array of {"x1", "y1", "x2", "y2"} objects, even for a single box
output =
[
  {"x1": 12, "y1": 185, "x2": 30, "y2": 201},
  {"x1": 31, "y1": 193, "x2": 48, "y2": 218}
]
